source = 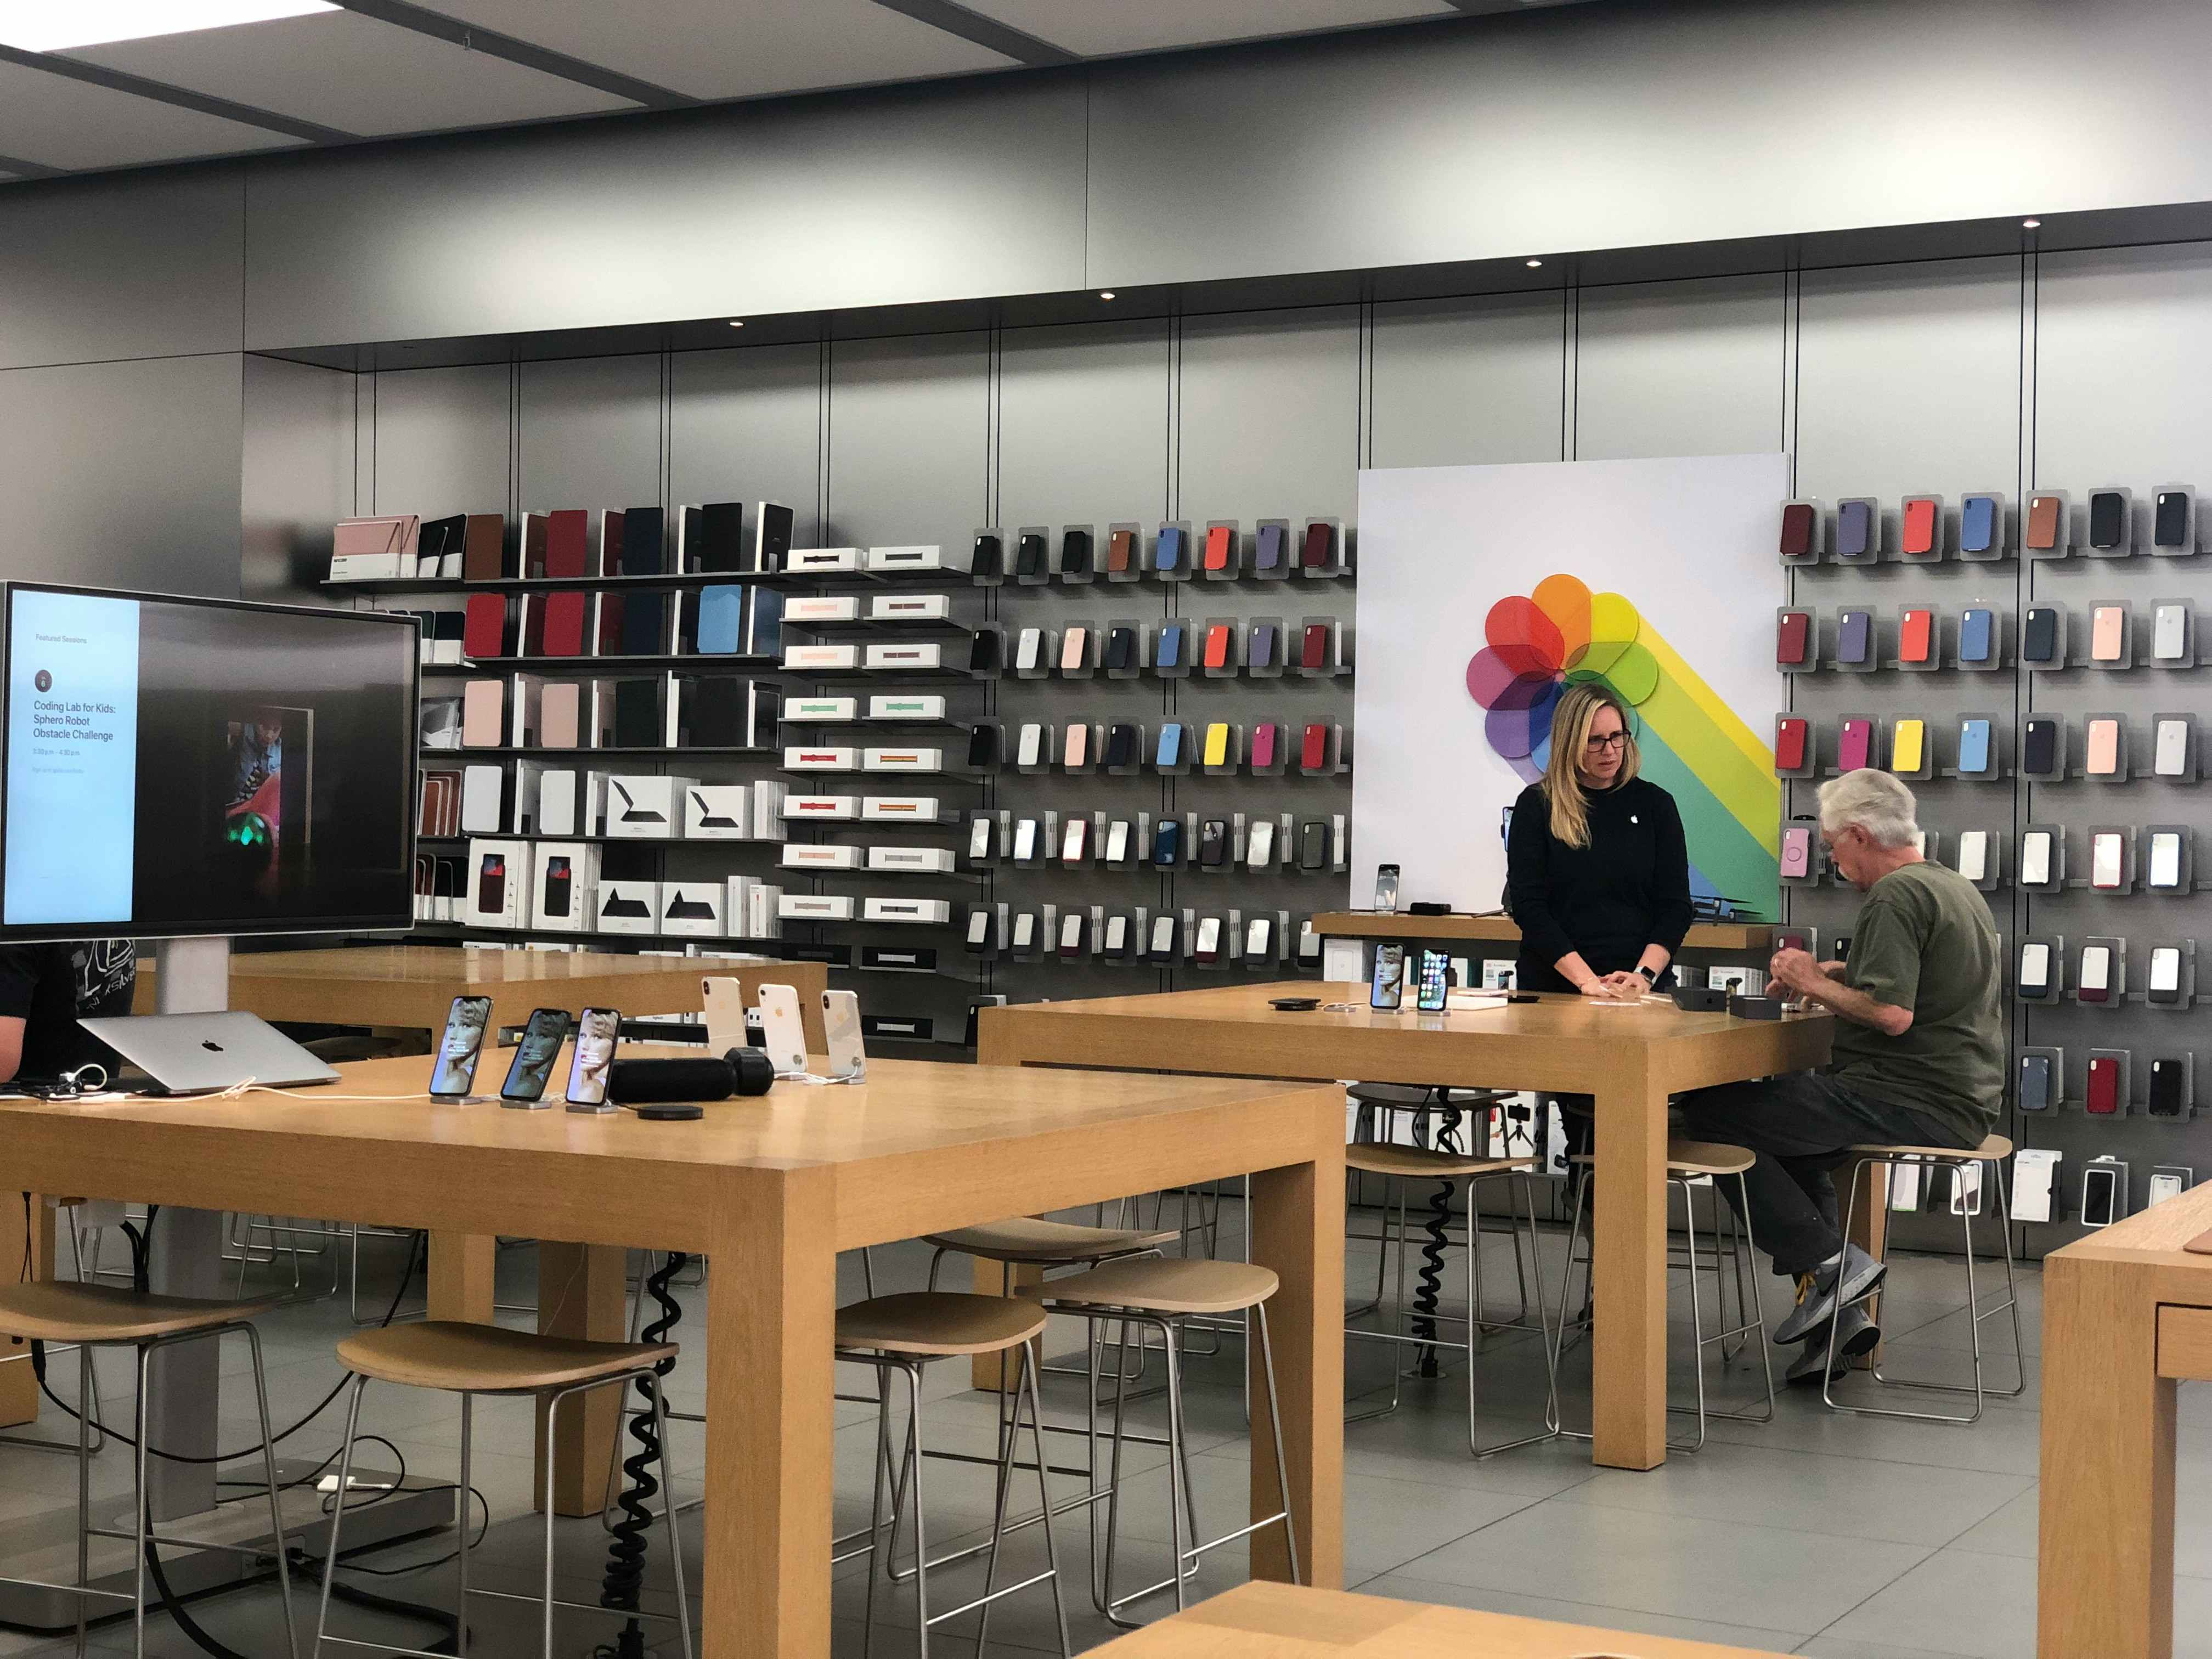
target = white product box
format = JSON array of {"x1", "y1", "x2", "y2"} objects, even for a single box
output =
[
  {"x1": 596, "y1": 879, "x2": 662, "y2": 936},
  {"x1": 868, "y1": 846, "x2": 956, "y2": 874},
  {"x1": 743, "y1": 880, "x2": 782, "y2": 939},
  {"x1": 867, "y1": 693, "x2": 947, "y2": 720},
  {"x1": 751, "y1": 779, "x2": 786, "y2": 829},
  {"x1": 868, "y1": 594, "x2": 951, "y2": 622},
  {"x1": 865, "y1": 544, "x2": 968, "y2": 573},
  {"x1": 537, "y1": 770, "x2": 581, "y2": 837},
  {"x1": 528, "y1": 842, "x2": 599, "y2": 934},
  {"x1": 865, "y1": 642, "x2": 944, "y2": 670},
  {"x1": 786, "y1": 696, "x2": 859, "y2": 722},
  {"x1": 605, "y1": 775, "x2": 698, "y2": 838},
  {"x1": 864, "y1": 897, "x2": 952, "y2": 925},
  {"x1": 660, "y1": 882, "x2": 726, "y2": 938},
  {"x1": 783, "y1": 595, "x2": 861, "y2": 623},
  {"x1": 464, "y1": 838, "x2": 528, "y2": 929},
  {"x1": 460, "y1": 764, "x2": 506, "y2": 835},
  {"x1": 328, "y1": 552, "x2": 407, "y2": 582},
  {"x1": 863, "y1": 747, "x2": 943, "y2": 772},
  {"x1": 783, "y1": 644, "x2": 860, "y2": 671},
  {"x1": 783, "y1": 793, "x2": 860, "y2": 821},
  {"x1": 780, "y1": 894, "x2": 857, "y2": 922},
  {"x1": 786, "y1": 548, "x2": 862, "y2": 573},
  {"x1": 682, "y1": 784, "x2": 751, "y2": 840},
  {"x1": 781, "y1": 844, "x2": 862, "y2": 871},
  {"x1": 862, "y1": 796, "x2": 940, "y2": 822},
  {"x1": 784, "y1": 746, "x2": 858, "y2": 771}
]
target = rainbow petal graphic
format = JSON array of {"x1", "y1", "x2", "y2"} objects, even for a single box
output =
[{"x1": 1466, "y1": 574, "x2": 1779, "y2": 915}]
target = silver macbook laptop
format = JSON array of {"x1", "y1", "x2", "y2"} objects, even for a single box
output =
[{"x1": 77, "y1": 1012, "x2": 340, "y2": 1094}]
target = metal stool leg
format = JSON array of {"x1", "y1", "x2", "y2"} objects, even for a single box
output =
[
  {"x1": 647, "y1": 1376, "x2": 695, "y2": 1659},
  {"x1": 456, "y1": 1395, "x2": 473, "y2": 1658},
  {"x1": 130, "y1": 1346, "x2": 150, "y2": 1659},
  {"x1": 244, "y1": 1324, "x2": 302, "y2": 1659},
  {"x1": 1254, "y1": 1303, "x2": 1302, "y2": 1588},
  {"x1": 74, "y1": 1346, "x2": 89, "y2": 1659},
  {"x1": 312, "y1": 1375, "x2": 370, "y2": 1659}
]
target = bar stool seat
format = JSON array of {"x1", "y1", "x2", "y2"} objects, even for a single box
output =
[
  {"x1": 1848, "y1": 1132, "x2": 2013, "y2": 1162},
  {"x1": 1346, "y1": 1146, "x2": 1532, "y2": 1181},
  {"x1": 1045, "y1": 1257, "x2": 1277, "y2": 1316},
  {"x1": 0, "y1": 1282, "x2": 285, "y2": 1343},
  {"x1": 1663, "y1": 1140, "x2": 1757, "y2": 1177},
  {"x1": 924, "y1": 1218, "x2": 1177, "y2": 1264},
  {"x1": 836, "y1": 1292, "x2": 1046, "y2": 1356},
  {"x1": 335, "y1": 1322, "x2": 676, "y2": 1393}
]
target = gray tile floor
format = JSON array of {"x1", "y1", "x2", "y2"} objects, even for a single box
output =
[{"x1": 0, "y1": 1199, "x2": 2195, "y2": 1658}]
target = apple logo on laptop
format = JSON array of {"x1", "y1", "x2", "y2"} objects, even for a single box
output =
[{"x1": 200, "y1": 1040, "x2": 224, "y2": 1053}]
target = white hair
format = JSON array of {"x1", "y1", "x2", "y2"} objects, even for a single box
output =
[{"x1": 1818, "y1": 768, "x2": 1920, "y2": 848}]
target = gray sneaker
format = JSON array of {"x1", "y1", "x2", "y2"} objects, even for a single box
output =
[
  {"x1": 1786, "y1": 1302, "x2": 1880, "y2": 1386},
  {"x1": 1774, "y1": 1243, "x2": 1887, "y2": 1346}
]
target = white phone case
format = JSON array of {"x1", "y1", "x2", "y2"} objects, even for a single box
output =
[
  {"x1": 1957, "y1": 831, "x2": 1988, "y2": 882},
  {"x1": 1017, "y1": 725, "x2": 1043, "y2": 768},
  {"x1": 1104, "y1": 915, "x2": 1128, "y2": 953},
  {"x1": 2151, "y1": 833, "x2": 2182, "y2": 889},
  {"x1": 2020, "y1": 942, "x2": 2050, "y2": 990},
  {"x1": 821, "y1": 990, "x2": 865, "y2": 1081},
  {"x1": 1150, "y1": 915, "x2": 1177, "y2": 956},
  {"x1": 1105, "y1": 821, "x2": 1131, "y2": 863},
  {"x1": 1011, "y1": 911, "x2": 1036, "y2": 950},
  {"x1": 1015, "y1": 628, "x2": 1042, "y2": 672},
  {"x1": 969, "y1": 816, "x2": 995, "y2": 859},
  {"x1": 967, "y1": 908, "x2": 993, "y2": 946},
  {"x1": 2081, "y1": 946, "x2": 2111, "y2": 992},
  {"x1": 1058, "y1": 912, "x2": 1085, "y2": 954},
  {"x1": 758, "y1": 984, "x2": 810, "y2": 1076},
  {"x1": 1194, "y1": 917, "x2": 1222, "y2": 961},
  {"x1": 2155, "y1": 603, "x2": 2188, "y2": 660},
  {"x1": 1013, "y1": 819, "x2": 1039, "y2": 862},
  {"x1": 2157, "y1": 719, "x2": 2191, "y2": 776},
  {"x1": 1246, "y1": 917, "x2": 1271, "y2": 958},
  {"x1": 1062, "y1": 817, "x2": 1087, "y2": 862},
  {"x1": 1248, "y1": 820, "x2": 1274, "y2": 868},
  {"x1": 2093, "y1": 833, "x2": 2124, "y2": 888},
  {"x1": 2151, "y1": 948, "x2": 2182, "y2": 993},
  {"x1": 2021, "y1": 832, "x2": 2052, "y2": 887}
]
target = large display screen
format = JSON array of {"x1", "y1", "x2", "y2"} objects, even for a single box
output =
[{"x1": 1, "y1": 584, "x2": 418, "y2": 941}]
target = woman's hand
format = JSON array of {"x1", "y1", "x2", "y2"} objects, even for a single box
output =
[{"x1": 1597, "y1": 971, "x2": 1649, "y2": 1000}]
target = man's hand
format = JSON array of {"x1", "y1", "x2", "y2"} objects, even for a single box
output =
[{"x1": 1768, "y1": 947, "x2": 1823, "y2": 996}]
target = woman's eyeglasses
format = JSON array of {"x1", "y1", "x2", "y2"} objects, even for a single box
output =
[{"x1": 1584, "y1": 731, "x2": 1629, "y2": 752}]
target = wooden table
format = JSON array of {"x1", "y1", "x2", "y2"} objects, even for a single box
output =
[
  {"x1": 132, "y1": 944, "x2": 825, "y2": 1042},
  {"x1": 1310, "y1": 910, "x2": 1775, "y2": 953},
  {"x1": 2039, "y1": 1180, "x2": 2212, "y2": 1658},
  {"x1": 1090, "y1": 1582, "x2": 1790, "y2": 1657},
  {"x1": 980, "y1": 982, "x2": 1831, "y2": 1471},
  {"x1": 0, "y1": 1049, "x2": 1345, "y2": 1659}
]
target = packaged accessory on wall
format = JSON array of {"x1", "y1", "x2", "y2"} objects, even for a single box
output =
[{"x1": 2011, "y1": 1148, "x2": 2061, "y2": 1223}]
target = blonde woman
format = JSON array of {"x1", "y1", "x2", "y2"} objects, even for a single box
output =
[{"x1": 1503, "y1": 682, "x2": 1691, "y2": 1000}]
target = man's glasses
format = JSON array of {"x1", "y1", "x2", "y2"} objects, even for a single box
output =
[{"x1": 1584, "y1": 731, "x2": 1629, "y2": 752}]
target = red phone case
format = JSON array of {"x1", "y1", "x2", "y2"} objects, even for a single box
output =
[
  {"x1": 1900, "y1": 610, "x2": 1933, "y2": 663},
  {"x1": 541, "y1": 591, "x2": 588, "y2": 657},
  {"x1": 1301, "y1": 724, "x2": 1329, "y2": 770},
  {"x1": 2086, "y1": 1058, "x2": 2120, "y2": 1115},
  {"x1": 1204, "y1": 525, "x2": 1233, "y2": 571},
  {"x1": 1901, "y1": 498, "x2": 1938, "y2": 556},
  {"x1": 1775, "y1": 718, "x2": 1808, "y2": 773},
  {"x1": 1204, "y1": 624, "x2": 1231, "y2": 669},
  {"x1": 1301, "y1": 623, "x2": 1330, "y2": 669},
  {"x1": 544, "y1": 510, "x2": 590, "y2": 577},
  {"x1": 462, "y1": 593, "x2": 510, "y2": 659},
  {"x1": 1301, "y1": 522, "x2": 1333, "y2": 568},
  {"x1": 1776, "y1": 612, "x2": 1810, "y2": 665},
  {"x1": 1779, "y1": 503, "x2": 1815, "y2": 560}
]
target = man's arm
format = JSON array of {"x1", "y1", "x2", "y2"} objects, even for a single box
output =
[
  {"x1": 0, "y1": 1015, "x2": 26, "y2": 1085},
  {"x1": 1768, "y1": 947, "x2": 1913, "y2": 1036}
]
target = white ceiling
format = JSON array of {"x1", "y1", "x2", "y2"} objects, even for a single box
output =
[{"x1": 0, "y1": 0, "x2": 1600, "y2": 182}]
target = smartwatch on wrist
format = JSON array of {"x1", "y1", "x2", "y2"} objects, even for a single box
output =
[{"x1": 1637, "y1": 964, "x2": 1658, "y2": 985}]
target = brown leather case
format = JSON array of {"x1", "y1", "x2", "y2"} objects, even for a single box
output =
[{"x1": 462, "y1": 514, "x2": 506, "y2": 580}]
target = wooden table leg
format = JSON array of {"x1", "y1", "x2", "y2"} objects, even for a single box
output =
[
  {"x1": 0, "y1": 1195, "x2": 53, "y2": 1427},
  {"x1": 704, "y1": 1167, "x2": 836, "y2": 1659},
  {"x1": 427, "y1": 1232, "x2": 496, "y2": 1324},
  {"x1": 971, "y1": 1258, "x2": 1042, "y2": 1390},
  {"x1": 1591, "y1": 1052, "x2": 1667, "y2": 1470},
  {"x1": 1247, "y1": 1103, "x2": 1345, "y2": 1589},
  {"x1": 533, "y1": 1242, "x2": 629, "y2": 1517},
  {"x1": 2039, "y1": 1256, "x2": 2173, "y2": 1659}
]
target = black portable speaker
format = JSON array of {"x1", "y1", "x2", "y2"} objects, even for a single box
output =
[{"x1": 609, "y1": 1048, "x2": 776, "y2": 1117}]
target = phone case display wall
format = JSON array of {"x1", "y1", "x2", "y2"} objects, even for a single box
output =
[
  {"x1": 349, "y1": 506, "x2": 1342, "y2": 1047},
  {"x1": 1779, "y1": 486, "x2": 2211, "y2": 1250}
]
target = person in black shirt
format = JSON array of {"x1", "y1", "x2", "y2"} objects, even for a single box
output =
[
  {"x1": 1506, "y1": 682, "x2": 1693, "y2": 997},
  {"x1": 0, "y1": 940, "x2": 137, "y2": 1084}
]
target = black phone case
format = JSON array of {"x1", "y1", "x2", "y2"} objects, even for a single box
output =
[
  {"x1": 2156, "y1": 493, "x2": 2191, "y2": 548},
  {"x1": 2019, "y1": 1057, "x2": 2051, "y2": 1112},
  {"x1": 967, "y1": 725, "x2": 998, "y2": 769},
  {"x1": 972, "y1": 533, "x2": 1002, "y2": 579},
  {"x1": 1299, "y1": 823, "x2": 1327, "y2": 870},
  {"x1": 1154, "y1": 821, "x2": 1181, "y2": 867},
  {"x1": 2150, "y1": 1062, "x2": 2188, "y2": 1117},
  {"x1": 2023, "y1": 718, "x2": 2058, "y2": 775},
  {"x1": 1060, "y1": 528, "x2": 1092, "y2": 576},
  {"x1": 1104, "y1": 628, "x2": 1134, "y2": 670},
  {"x1": 2023, "y1": 608, "x2": 2058, "y2": 662},
  {"x1": 1105, "y1": 725, "x2": 1136, "y2": 768},
  {"x1": 1015, "y1": 533, "x2": 1046, "y2": 578},
  {"x1": 2089, "y1": 491, "x2": 2127, "y2": 549},
  {"x1": 1199, "y1": 821, "x2": 1227, "y2": 866}
]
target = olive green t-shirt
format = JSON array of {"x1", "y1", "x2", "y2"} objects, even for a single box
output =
[{"x1": 1830, "y1": 860, "x2": 2004, "y2": 1145}]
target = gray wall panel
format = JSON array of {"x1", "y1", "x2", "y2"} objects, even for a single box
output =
[
  {"x1": 0, "y1": 168, "x2": 244, "y2": 369},
  {"x1": 0, "y1": 354, "x2": 242, "y2": 597},
  {"x1": 241, "y1": 353, "x2": 352, "y2": 600},
  {"x1": 826, "y1": 332, "x2": 990, "y2": 546},
  {"x1": 1086, "y1": 0, "x2": 2212, "y2": 290},
  {"x1": 366, "y1": 364, "x2": 510, "y2": 517},
  {"x1": 670, "y1": 343, "x2": 826, "y2": 546},
  {"x1": 242, "y1": 78, "x2": 1087, "y2": 349},
  {"x1": 1574, "y1": 275, "x2": 1784, "y2": 462},
  {"x1": 2033, "y1": 242, "x2": 2212, "y2": 486},
  {"x1": 1178, "y1": 308, "x2": 1361, "y2": 521},
  {"x1": 996, "y1": 319, "x2": 1172, "y2": 527},
  {"x1": 1369, "y1": 292, "x2": 1565, "y2": 469},
  {"x1": 518, "y1": 354, "x2": 662, "y2": 514}
]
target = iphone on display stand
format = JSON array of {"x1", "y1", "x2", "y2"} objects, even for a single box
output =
[
  {"x1": 1374, "y1": 862, "x2": 1401, "y2": 913},
  {"x1": 1371, "y1": 944, "x2": 1407, "y2": 1011},
  {"x1": 563, "y1": 1006, "x2": 623, "y2": 1113},
  {"x1": 1415, "y1": 947, "x2": 1451, "y2": 1013},
  {"x1": 821, "y1": 990, "x2": 865, "y2": 1082},
  {"x1": 499, "y1": 1008, "x2": 573, "y2": 1108},
  {"x1": 430, "y1": 995, "x2": 494, "y2": 1101},
  {"x1": 758, "y1": 985, "x2": 810, "y2": 1076}
]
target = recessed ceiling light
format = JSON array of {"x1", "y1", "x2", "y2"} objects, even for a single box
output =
[
  {"x1": 2022, "y1": 218, "x2": 2042, "y2": 229},
  {"x1": 1526, "y1": 259, "x2": 1544, "y2": 268},
  {"x1": 1099, "y1": 291, "x2": 1116, "y2": 301},
  {"x1": 727, "y1": 319, "x2": 744, "y2": 328},
  {"x1": 0, "y1": 1, "x2": 337, "y2": 52}
]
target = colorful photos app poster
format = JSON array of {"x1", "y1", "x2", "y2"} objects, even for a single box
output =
[{"x1": 1353, "y1": 453, "x2": 1786, "y2": 921}]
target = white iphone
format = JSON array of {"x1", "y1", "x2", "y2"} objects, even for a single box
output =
[
  {"x1": 1062, "y1": 817, "x2": 1088, "y2": 864},
  {"x1": 2021, "y1": 831, "x2": 2052, "y2": 887},
  {"x1": 2150, "y1": 832, "x2": 2183, "y2": 890},
  {"x1": 1246, "y1": 916, "x2": 1272, "y2": 960},
  {"x1": 821, "y1": 990, "x2": 865, "y2": 1082},
  {"x1": 1150, "y1": 913, "x2": 1177, "y2": 958},
  {"x1": 2157, "y1": 719, "x2": 2192, "y2": 776},
  {"x1": 1013, "y1": 818, "x2": 1039, "y2": 862},
  {"x1": 758, "y1": 984, "x2": 810, "y2": 1076},
  {"x1": 2092, "y1": 832, "x2": 2124, "y2": 889},
  {"x1": 968, "y1": 815, "x2": 995, "y2": 860},
  {"x1": 1104, "y1": 820, "x2": 1131, "y2": 864},
  {"x1": 1248, "y1": 820, "x2": 1275, "y2": 868},
  {"x1": 702, "y1": 977, "x2": 754, "y2": 1054},
  {"x1": 1015, "y1": 627, "x2": 1042, "y2": 672},
  {"x1": 1194, "y1": 916, "x2": 1222, "y2": 963},
  {"x1": 1017, "y1": 724, "x2": 1043, "y2": 769}
]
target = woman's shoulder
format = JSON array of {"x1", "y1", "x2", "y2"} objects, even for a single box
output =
[
  {"x1": 1625, "y1": 776, "x2": 1679, "y2": 811},
  {"x1": 1511, "y1": 780, "x2": 1548, "y2": 813}
]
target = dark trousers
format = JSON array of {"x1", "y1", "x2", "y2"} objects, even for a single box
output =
[{"x1": 1675, "y1": 1071, "x2": 1970, "y2": 1278}]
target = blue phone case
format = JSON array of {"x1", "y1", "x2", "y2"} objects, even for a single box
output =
[
  {"x1": 1154, "y1": 526, "x2": 1184, "y2": 573},
  {"x1": 1959, "y1": 608, "x2": 1993, "y2": 663},
  {"x1": 1154, "y1": 820, "x2": 1180, "y2": 865},
  {"x1": 1959, "y1": 719, "x2": 1991, "y2": 775},
  {"x1": 1837, "y1": 610, "x2": 1871, "y2": 664},
  {"x1": 1254, "y1": 524, "x2": 1285, "y2": 570},
  {"x1": 1156, "y1": 724, "x2": 1183, "y2": 768},
  {"x1": 696, "y1": 584, "x2": 747, "y2": 655},
  {"x1": 1837, "y1": 500, "x2": 1873, "y2": 559},
  {"x1": 1249, "y1": 624, "x2": 1277, "y2": 669},
  {"x1": 1156, "y1": 623, "x2": 1183, "y2": 669},
  {"x1": 1960, "y1": 495, "x2": 1997, "y2": 554}
]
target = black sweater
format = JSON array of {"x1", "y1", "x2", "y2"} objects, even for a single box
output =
[{"x1": 1505, "y1": 776, "x2": 1693, "y2": 994}]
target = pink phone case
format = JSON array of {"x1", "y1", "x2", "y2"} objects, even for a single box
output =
[
  {"x1": 1838, "y1": 720, "x2": 1872, "y2": 771},
  {"x1": 1060, "y1": 628, "x2": 1086, "y2": 672},
  {"x1": 2086, "y1": 719, "x2": 2120, "y2": 776},
  {"x1": 2092, "y1": 606, "x2": 2124, "y2": 661},
  {"x1": 1063, "y1": 724, "x2": 1087, "y2": 769},
  {"x1": 1781, "y1": 827, "x2": 1813, "y2": 878}
]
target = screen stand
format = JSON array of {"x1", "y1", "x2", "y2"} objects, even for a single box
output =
[{"x1": 145, "y1": 936, "x2": 232, "y2": 1520}]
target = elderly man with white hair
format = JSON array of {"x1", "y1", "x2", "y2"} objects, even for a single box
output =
[{"x1": 1678, "y1": 768, "x2": 2003, "y2": 1385}]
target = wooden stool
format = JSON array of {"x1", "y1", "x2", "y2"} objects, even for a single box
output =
[
  {"x1": 1553, "y1": 1138, "x2": 1777, "y2": 1452},
  {"x1": 837, "y1": 1292, "x2": 1070, "y2": 1659},
  {"x1": 1043, "y1": 1259, "x2": 1299, "y2": 1629},
  {"x1": 1825, "y1": 1132, "x2": 2024, "y2": 1423},
  {"x1": 312, "y1": 1322, "x2": 689, "y2": 1659},
  {"x1": 0, "y1": 1283, "x2": 298, "y2": 1659},
  {"x1": 1345, "y1": 1146, "x2": 1556, "y2": 1457}
]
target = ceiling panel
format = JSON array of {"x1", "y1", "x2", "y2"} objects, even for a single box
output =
[
  {"x1": 0, "y1": 58, "x2": 298, "y2": 169},
  {"x1": 70, "y1": 11, "x2": 637, "y2": 137},
  {"x1": 418, "y1": 0, "x2": 1012, "y2": 99},
  {"x1": 957, "y1": 0, "x2": 1455, "y2": 55}
]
